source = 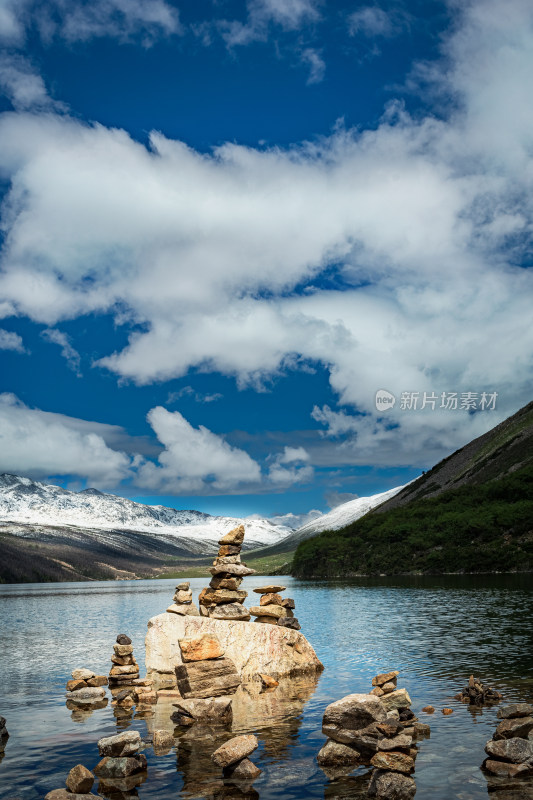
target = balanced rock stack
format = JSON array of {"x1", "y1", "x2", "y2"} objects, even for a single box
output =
[
  {"x1": 166, "y1": 581, "x2": 200, "y2": 617},
  {"x1": 455, "y1": 674, "x2": 503, "y2": 705},
  {"x1": 108, "y1": 635, "x2": 139, "y2": 689},
  {"x1": 93, "y1": 731, "x2": 147, "y2": 781},
  {"x1": 211, "y1": 734, "x2": 261, "y2": 781},
  {"x1": 174, "y1": 632, "x2": 241, "y2": 702},
  {"x1": 198, "y1": 525, "x2": 255, "y2": 621},
  {"x1": 482, "y1": 702, "x2": 533, "y2": 778},
  {"x1": 249, "y1": 585, "x2": 301, "y2": 631},
  {"x1": 66, "y1": 668, "x2": 107, "y2": 707},
  {"x1": 44, "y1": 764, "x2": 100, "y2": 800}
]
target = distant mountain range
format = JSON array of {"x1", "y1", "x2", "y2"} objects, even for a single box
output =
[{"x1": 0, "y1": 473, "x2": 407, "y2": 582}]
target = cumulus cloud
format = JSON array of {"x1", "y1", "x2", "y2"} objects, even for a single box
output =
[
  {"x1": 348, "y1": 6, "x2": 408, "y2": 38},
  {"x1": 0, "y1": 393, "x2": 132, "y2": 485},
  {"x1": 136, "y1": 406, "x2": 262, "y2": 493},
  {"x1": 268, "y1": 446, "x2": 314, "y2": 486},
  {"x1": 0, "y1": 0, "x2": 532, "y2": 470},
  {"x1": 0, "y1": 328, "x2": 25, "y2": 352},
  {"x1": 220, "y1": 0, "x2": 321, "y2": 46},
  {"x1": 0, "y1": 55, "x2": 62, "y2": 111},
  {"x1": 41, "y1": 328, "x2": 82, "y2": 375}
]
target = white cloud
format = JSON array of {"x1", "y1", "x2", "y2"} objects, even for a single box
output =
[
  {"x1": 348, "y1": 7, "x2": 407, "y2": 38},
  {"x1": 268, "y1": 446, "x2": 314, "y2": 486},
  {"x1": 0, "y1": 0, "x2": 532, "y2": 470},
  {"x1": 41, "y1": 328, "x2": 82, "y2": 375},
  {"x1": 0, "y1": 55, "x2": 62, "y2": 111},
  {"x1": 0, "y1": 0, "x2": 180, "y2": 46},
  {"x1": 136, "y1": 406, "x2": 262, "y2": 494},
  {"x1": 301, "y1": 48, "x2": 325, "y2": 84},
  {"x1": 220, "y1": 0, "x2": 321, "y2": 46},
  {"x1": 0, "y1": 393, "x2": 132, "y2": 485},
  {"x1": 0, "y1": 328, "x2": 25, "y2": 352}
]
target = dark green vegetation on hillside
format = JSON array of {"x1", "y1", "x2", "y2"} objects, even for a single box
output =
[{"x1": 292, "y1": 464, "x2": 533, "y2": 577}]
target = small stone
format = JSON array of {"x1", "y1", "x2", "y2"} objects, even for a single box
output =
[
  {"x1": 113, "y1": 644, "x2": 134, "y2": 656},
  {"x1": 258, "y1": 674, "x2": 279, "y2": 690},
  {"x1": 72, "y1": 669, "x2": 96, "y2": 681},
  {"x1": 379, "y1": 689, "x2": 412, "y2": 712},
  {"x1": 67, "y1": 687, "x2": 106, "y2": 703},
  {"x1": 368, "y1": 769, "x2": 416, "y2": 799},
  {"x1": 209, "y1": 603, "x2": 251, "y2": 621},
  {"x1": 218, "y1": 524, "x2": 246, "y2": 546},
  {"x1": 254, "y1": 616, "x2": 278, "y2": 624},
  {"x1": 93, "y1": 755, "x2": 147, "y2": 779},
  {"x1": 111, "y1": 654, "x2": 135, "y2": 665},
  {"x1": 494, "y1": 716, "x2": 533, "y2": 740},
  {"x1": 174, "y1": 590, "x2": 193, "y2": 604},
  {"x1": 370, "y1": 751, "x2": 415, "y2": 774},
  {"x1": 179, "y1": 633, "x2": 225, "y2": 662},
  {"x1": 209, "y1": 576, "x2": 243, "y2": 590},
  {"x1": 250, "y1": 604, "x2": 286, "y2": 619},
  {"x1": 280, "y1": 598, "x2": 295, "y2": 609},
  {"x1": 176, "y1": 582, "x2": 190, "y2": 590},
  {"x1": 277, "y1": 617, "x2": 301, "y2": 630},
  {"x1": 211, "y1": 734, "x2": 258, "y2": 768},
  {"x1": 153, "y1": 730, "x2": 174, "y2": 751},
  {"x1": 45, "y1": 791, "x2": 101, "y2": 800},
  {"x1": 442, "y1": 708, "x2": 454, "y2": 715},
  {"x1": 485, "y1": 737, "x2": 533, "y2": 763},
  {"x1": 252, "y1": 585, "x2": 286, "y2": 594},
  {"x1": 67, "y1": 679, "x2": 88, "y2": 692},
  {"x1": 317, "y1": 738, "x2": 361, "y2": 767},
  {"x1": 482, "y1": 758, "x2": 516, "y2": 776},
  {"x1": 116, "y1": 634, "x2": 132, "y2": 645},
  {"x1": 498, "y1": 703, "x2": 533, "y2": 720},
  {"x1": 171, "y1": 696, "x2": 233, "y2": 725},
  {"x1": 421, "y1": 705, "x2": 435, "y2": 713},
  {"x1": 209, "y1": 564, "x2": 255, "y2": 577},
  {"x1": 413, "y1": 722, "x2": 431, "y2": 738},
  {"x1": 97, "y1": 730, "x2": 142, "y2": 757},
  {"x1": 86, "y1": 676, "x2": 108, "y2": 687},
  {"x1": 109, "y1": 665, "x2": 139, "y2": 676},
  {"x1": 371, "y1": 687, "x2": 385, "y2": 697},
  {"x1": 66, "y1": 765, "x2": 94, "y2": 793},
  {"x1": 372, "y1": 671, "x2": 400, "y2": 687},
  {"x1": 218, "y1": 544, "x2": 242, "y2": 557},
  {"x1": 223, "y1": 758, "x2": 261, "y2": 780},
  {"x1": 166, "y1": 603, "x2": 187, "y2": 615},
  {"x1": 136, "y1": 691, "x2": 157, "y2": 705},
  {"x1": 259, "y1": 593, "x2": 283, "y2": 606},
  {"x1": 176, "y1": 657, "x2": 241, "y2": 699},
  {"x1": 381, "y1": 681, "x2": 397, "y2": 694},
  {"x1": 213, "y1": 555, "x2": 242, "y2": 566},
  {"x1": 199, "y1": 588, "x2": 247, "y2": 606},
  {"x1": 376, "y1": 722, "x2": 403, "y2": 737},
  {"x1": 377, "y1": 734, "x2": 412, "y2": 751}
]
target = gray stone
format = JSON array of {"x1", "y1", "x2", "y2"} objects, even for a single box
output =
[
  {"x1": 93, "y1": 755, "x2": 147, "y2": 779},
  {"x1": 176, "y1": 582, "x2": 190, "y2": 591},
  {"x1": 67, "y1": 687, "x2": 106, "y2": 703},
  {"x1": 72, "y1": 668, "x2": 96, "y2": 681},
  {"x1": 368, "y1": 769, "x2": 416, "y2": 799},
  {"x1": 277, "y1": 617, "x2": 301, "y2": 630},
  {"x1": 211, "y1": 734, "x2": 258, "y2": 768},
  {"x1": 97, "y1": 730, "x2": 141, "y2": 757},
  {"x1": 45, "y1": 791, "x2": 102, "y2": 800},
  {"x1": 317, "y1": 739, "x2": 361, "y2": 767},
  {"x1": 116, "y1": 634, "x2": 132, "y2": 645},
  {"x1": 223, "y1": 757, "x2": 261, "y2": 780},
  {"x1": 379, "y1": 689, "x2": 412, "y2": 712},
  {"x1": 498, "y1": 704, "x2": 533, "y2": 720},
  {"x1": 370, "y1": 750, "x2": 415, "y2": 773},
  {"x1": 494, "y1": 716, "x2": 533, "y2": 740},
  {"x1": 412, "y1": 722, "x2": 431, "y2": 738},
  {"x1": 209, "y1": 603, "x2": 251, "y2": 621},
  {"x1": 485, "y1": 737, "x2": 533, "y2": 763},
  {"x1": 322, "y1": 693, "x2": 387, "y2": 738},
  {"x1": 378, "y1": 734, "x2": 413, "y2": 751},
  {"x1": 66, "y1": 765, "x2": 94, "y2": 793},
  {"x1": 171, "y1": 696, "x2": 233, "y2": 725},
  {"x1": 209, "y1": 564, "x2": 256, "y2": 577}
]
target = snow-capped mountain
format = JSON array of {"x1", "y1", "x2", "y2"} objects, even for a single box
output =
[
  {"x1": 0, "y1": 473, "x2": 292, "y2": 551},
  {"x1": 293, "y1": 485, "x2": 405, "y2": 538}
]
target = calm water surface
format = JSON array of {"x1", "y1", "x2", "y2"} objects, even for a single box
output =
[{"x1": 0, "y1": 575, "x2": 532, "y2": 800}]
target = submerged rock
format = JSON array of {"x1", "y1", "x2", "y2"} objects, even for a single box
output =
[
  {"x1": 317, "y1": 739, "x2": 361, "y2": 767},
  {"x1": 368, "y1": 769, "x2": 416, "y2": 799},
  {"x1": 223, "y1": 757, "x2": 261, "y2": 780},
  {"x1": 171, "y1": 696, "x2": 233, "y2": 725},
  {"x1": 211, "y1": 734, "x2": 258, "y2": 768}
]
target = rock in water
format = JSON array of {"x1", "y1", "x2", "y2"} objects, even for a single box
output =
[
  {"x1": 317, "y1": 739, "x2": 361, "y2": 767},
  {"x1": 485, "y1": 737, "x2": 533, "y2": 763},
  {"x1": 370, "y1": 751, "x2": 415, "y2": 774},
  {"x1": 494, "y1": 716, "x2": 533, "y2": 740},
  {"x1": 379, "y1": 690, "x2": 412, "y2": 712},
  {"x1": 66, "y1": 765, "x2": 94, "y2": 793},
  {"x1": 97, "y1": 731, "x2": 142, "y2": 758},
  {"x1": 93, "y1": 755, "x2": 147, "y2": 779},
  {"x1": 171, "y1": 696, "x2": 233, "y2": 725},
  {"x1": 211, "y1": 734, "x2": 258, "y2": 767},
  {"x1": 145, "y1": 613, "x2": 323, "y2": 686},
  {"x1": 368, "y1": 769, "x2": 416, "y2": 799},
  {"x1": 498, "y1": 703, "x2": 533, "y2": 719},
  {"x1": 175, "y1": 657, "x2": 241, "y2": 698},
  {"x1": 223, "y1": 758, "x2": 261, "y2": 779}
]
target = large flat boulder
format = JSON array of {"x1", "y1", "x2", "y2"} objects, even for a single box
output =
[{"x1": 145, "y1": 613, "x2": 323, "y2": 687}]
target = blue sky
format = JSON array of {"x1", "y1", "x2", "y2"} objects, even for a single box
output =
[{"x1": 0, "y1": 0, "x2": 532, "y2": 519}]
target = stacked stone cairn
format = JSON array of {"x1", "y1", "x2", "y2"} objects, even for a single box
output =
[
  {"x1": 44, "y1": 764, "x2": 100, "y2": 800},
  {"x1": 318, "y1": 672, "x2": 429, "y2": 800},
  {"x1": 198, "y1": 524, "x2": 255, "y2": 621},
  {"x1": 93, "y1": 731, "x2": 147, "y2": 784},
  {"x1": 482, "y1": 702, "x2": 533, "y2": 779},
  {"x1": 109, "y1": 635, "x2": 139, "y2": 689},
  {"x1": 455, "y1": 674, "x2": 503, "y2": 706},
  {"x1": 65, "y1": 668, "x2": 108, "y2": 708},
  {"x1": 166, "y1": 581, "x2": 200, "y2": 617},
  {"x1": 249, "y1": 584, "x2": 301, "y2": 631},
  {"x1": 172, "y1": 632, "x2": 240, "y2": 729},
  {"x1": 211, "y1": 734, "x2": 261, "y2": 781}
]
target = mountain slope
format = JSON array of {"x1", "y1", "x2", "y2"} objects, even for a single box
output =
[{"x1": 292, "y1": 401, "x2": 533, "y2": 578}]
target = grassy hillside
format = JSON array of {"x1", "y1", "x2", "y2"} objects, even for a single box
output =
[{"x1": 292, "y1": 464, "x2": 533, "y2": 577}]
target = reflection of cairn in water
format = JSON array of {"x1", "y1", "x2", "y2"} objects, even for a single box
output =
[
  {"x1": 249, "y1": 584, "x2": 301, "y2": 630},
  {"x1": 199, "y1": 525, "x2": 255, "y2": 621},
  {"x1": 212, "y1": 734, "x2": 261, "y2": 781},
  {"x1": 482, "y1": 702, "x2": 533, "y2": 783},
  {"x1": 166, "y1": 581, "x2": 200, "y2": 617},
  {"x1": 455, "y1": 674, "x2": 503, "y2": 705}
]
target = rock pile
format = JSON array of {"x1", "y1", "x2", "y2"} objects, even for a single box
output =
[
  {"x1": 174, "y1": 632, "x2": 241, "y2": 700},
  {"x1": 94, "y1": 731, "x2": 147, "y2": 781},
  {"x1": 65, "y1": 668, "x2": 108, "y2": 709},
  {"x1": 67, "y1": 669, "x2": 108, "y2": 692},
  {"x1": 44, "y1": 764, "x2": 100, "y2": 800},
  {"x1": 166, "y1": 581, "x2": 200, "y2": 617},
  {"x1": 198, "y1": 525, "x2": 255, "y2": 621},
  {"x1": 108, "y1": 635, "x2": 140, "y2": 689},
  {"x1": 249, "y1": 585, "x2": 301, "y2": 631},
  {"x1": 455, "y1": 675, "x2": 503, "y2": 705},
  {"x1": 211, "y1": 734, "x2": 261, "y2": 781},
  {"x1": 482, "y1": 703, "x2": 533, "y2": 778},
  {"x1": 0, "y1": 716, "x2": 8, "y2": 756}
]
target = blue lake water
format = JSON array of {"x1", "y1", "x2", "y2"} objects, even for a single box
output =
[{"x1": 0, "y1": 574, "x2": 532, "y2": 800}]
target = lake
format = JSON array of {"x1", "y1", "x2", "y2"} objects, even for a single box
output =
[{"x1": 0, "y1": 574, "x2": 532, "y2": 800}]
